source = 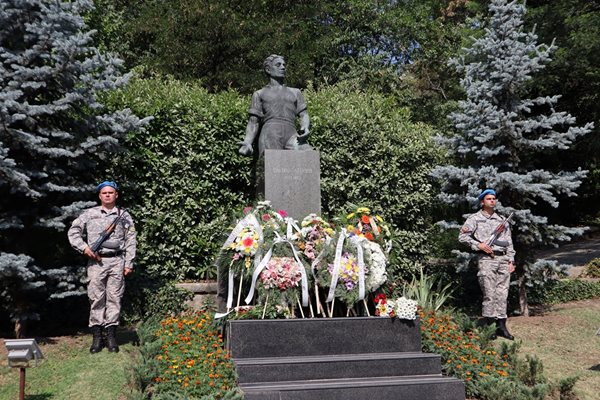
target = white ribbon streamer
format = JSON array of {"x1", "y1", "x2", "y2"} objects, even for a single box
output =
[
  {"x1": 326, "y1": 229, "x2": 347, "y2": 302},
  {"x1": 326, "y1": 230, "x2": 366, "y2": 303},
  {"x1": 223, "y1": 213, "x2": 264, "y2": 310}
]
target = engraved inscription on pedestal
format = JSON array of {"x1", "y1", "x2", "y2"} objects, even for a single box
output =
[{"x1": 259, "y1": 149, "x2": 321, "y2": 221}]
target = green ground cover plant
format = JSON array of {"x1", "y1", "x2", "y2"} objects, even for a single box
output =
[{"x1": 129, "y1": 310, "x2": 241, "y2": 399}]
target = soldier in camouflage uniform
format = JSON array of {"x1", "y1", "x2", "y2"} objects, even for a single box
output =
[
  {"x1": 459, "y1": 189, "x2": 515, "y2": 340},
  {"x1": 68, "y1": 181, "x2": 136, "y2": 353}
]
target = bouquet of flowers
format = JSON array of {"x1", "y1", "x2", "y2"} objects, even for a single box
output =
[
  {"x1": 256, "y1": 257, "x2": 304, "y2": 318},
  {"x1": 296, "y1": 214, "x2": 334, "y2": 264},
  {"x1": 344, "y1": 206, "x2": 392, "y2": 252},
  {"x1": 374, "y1": 293, "x2": 418, "y2": 320}
]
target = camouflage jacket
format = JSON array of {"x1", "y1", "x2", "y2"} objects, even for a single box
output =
[
  {"x1": 458, "y1": 210, "x2": 515, "y2": 262},
  {"x1": 67, "y1": 206, "x2": 136, "y2": 268}
]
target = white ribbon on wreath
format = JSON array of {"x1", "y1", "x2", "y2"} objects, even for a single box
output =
[
  {"x1": 325, "y1": 229, "x2": 366, "y2": 303},
  {"x1": 223, "y1": 213, "x2": 263, "y2": 310},
  {"x1": 244, "y1": 231, "x2": 310, "y2": 307}
]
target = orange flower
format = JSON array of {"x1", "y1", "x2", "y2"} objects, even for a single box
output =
[
  {"x1": 361, "y1": 215, "x2": 370, "y2": 224},
  {"x1": 365, "y1": 232, "x2": 374, "y2": 241}
]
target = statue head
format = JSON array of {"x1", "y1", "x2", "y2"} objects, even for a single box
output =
[{"x1": 263, "y1": 54, "x2": 286, "y2": 79}]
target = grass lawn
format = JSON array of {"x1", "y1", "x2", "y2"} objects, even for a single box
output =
[
  {"x1": 508, "y1": 298, "x2": 600, "y2": 400},
  {"x1": 0, "y1": 330, "x2": 136, "y2": 400}
]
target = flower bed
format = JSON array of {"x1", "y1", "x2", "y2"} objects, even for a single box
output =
[
  {"x1": 151, "y1": 310, "x2": 238, "y2": 398},
  {"x1": 419, "y1": 309, "x2": 514, "y2": 396}
]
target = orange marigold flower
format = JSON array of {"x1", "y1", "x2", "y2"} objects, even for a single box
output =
[{"x1": 361, "y1": 215, "x2": 370, "y2": 224}]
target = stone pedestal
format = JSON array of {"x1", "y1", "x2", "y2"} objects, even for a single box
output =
[
  {"x1": 258, "y1": 149, "x2": 321, "y2": 221},
  {"x1": 175, "y1": 281, "x2": 218, "y2": 310}
]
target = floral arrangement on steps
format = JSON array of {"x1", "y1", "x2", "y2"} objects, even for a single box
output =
[{"x1": 216, "y1": 202, "x2": 402, "y2": 319}]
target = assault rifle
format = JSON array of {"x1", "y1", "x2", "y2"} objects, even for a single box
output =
[
  {"x1": 485, "y1": 212, "x2": 514, "y2": 248},
  {"x1": 90, "y1": 209, "x2": 126, "y2": 253}
]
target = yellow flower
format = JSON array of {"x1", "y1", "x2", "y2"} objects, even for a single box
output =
[
  {"x1": 346, "y1": 225, "x2": 355, "y2": 231},
  {"x1": 357, "y1": 207, "x2": 370, "y2": 214},
  {"x1": 346, "y1": 213, "x2": 355, "y2": 219},
  {"x1": 376, "y1": 215, "x2": 383, "y2": 222}
]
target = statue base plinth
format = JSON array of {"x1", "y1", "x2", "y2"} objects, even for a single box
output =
[{"x1": 258, "y1": 149, "x2": 321, "y2": 221}]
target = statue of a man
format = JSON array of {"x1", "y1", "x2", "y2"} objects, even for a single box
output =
[{"x1": 238, "y1": 55, "x2": 311, "y2": 156}]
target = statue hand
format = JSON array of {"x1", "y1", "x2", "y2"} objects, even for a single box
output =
[
  {"x1": 297, "y1": 129, "x2": 309, "y2": 144},
  {"x1": 238, "y1": 141, "x2": 253, "y2": 156}
]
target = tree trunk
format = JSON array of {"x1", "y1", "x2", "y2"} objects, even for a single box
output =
[{"x1": 518, "y1": 271, "x2": 529, "y2": 317}]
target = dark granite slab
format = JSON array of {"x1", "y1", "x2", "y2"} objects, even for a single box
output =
[
  {"x1": 234, "y1": 352, "x2": 442, "y2": 383},
  {"x1": 227, "y1": 317, "x2": 421, "y2": 359}
]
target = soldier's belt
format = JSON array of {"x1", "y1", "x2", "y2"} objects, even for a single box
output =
[
  {"x1": 97, "y1": 250, "x2": 123, "y2": 258},
  {"x1": 493, "y1": 250, "x2": 507, "y2": 255}
]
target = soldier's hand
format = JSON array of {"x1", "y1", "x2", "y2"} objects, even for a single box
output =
[
  {"x1": 238, "y1": 141, "x2": 253, "y2": 156},
  {"x1": 477, "y1": 242, "x2": 493, "y2": 256},
  {"x1": 83, "y1": 247, "x2": 101, "y2": 261},
  {"x1": 124, "y1": 267, "x2": 133, "y2": 276},
  {"x1": 508, "y1": 262, "x2": 515, "y2": 273}
]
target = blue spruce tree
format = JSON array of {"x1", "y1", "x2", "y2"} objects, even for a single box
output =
[
  {"x1": 0, "y1": 0, "x2": 147, "y2": 335},
  {"x1": 432, "y1": 0, "x2": 593, "y2": 316}
]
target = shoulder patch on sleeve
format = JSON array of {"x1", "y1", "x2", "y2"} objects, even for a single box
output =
[{"x1": 460, "y1": 227, "x2": 472, "y2": 234}]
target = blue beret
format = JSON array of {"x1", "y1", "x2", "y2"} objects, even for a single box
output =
[
  {"x1": 478, "y1": 188, "x2": 496, "y2": 200},
  {"x1": 96, "y1": 181, "x2": 119, "y2": 192}
]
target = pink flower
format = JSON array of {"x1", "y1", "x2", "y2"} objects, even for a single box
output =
[
  {"x1": 277, "y1": 209, "x2": 288, "y2": 218},
  {"x1": 243, "y1": 206, "x2": 253, "y2": 215},
  {"x1": 262, "y1": 214, "x2": 271, "y2": 222}
]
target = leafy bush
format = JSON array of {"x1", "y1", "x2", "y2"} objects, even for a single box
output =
[
  {"x1": 401, "y1": 269, "x2": 455, "y2": 312},
  {"x1": 584, "y1": 258, "x2": 600, "y2": 278},
  {"x1": 529, "y1": 278, "x2": 600, "y2": 305},
  {"x1": 131, "y1": 310, "x2": 241, "y2": 399},
  {"x1": 104, "y1": 77, "x2": 441, "y2": 282}
]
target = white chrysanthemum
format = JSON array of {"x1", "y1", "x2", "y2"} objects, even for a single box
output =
[
  {"x1": 391, "y1": 297, "x2": 417, "y2": 320},
  {"x1": 363, "y1": 240, "x2": 387, "y2": 291}
]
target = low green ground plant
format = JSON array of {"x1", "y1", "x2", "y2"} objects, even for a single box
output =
[{"x1": 583, "y1": 258, "x2": 600, "y2": 278}]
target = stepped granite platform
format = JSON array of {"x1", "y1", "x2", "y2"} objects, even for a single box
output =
[{"x1": 227, "y1": 317, "x2": 465, "y2": 400}]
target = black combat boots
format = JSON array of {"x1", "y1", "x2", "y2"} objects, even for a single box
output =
[
  {"x1": 89, "y1": 325, "x2": 104, "y2": 353},
  {"x1": 105, "y1": 325, "x2": 120, "y2": 353},
  {"x1": 496, "y1": 318, "x2": 514, "y2": 340}
]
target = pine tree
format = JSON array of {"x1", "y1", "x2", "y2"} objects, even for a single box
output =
[
  {"x1": 432, "y1": 0, "x2": 593, "y2": 316},
  {"x1": 0, "y1": 0, "x2": 147, "y2": 335}
]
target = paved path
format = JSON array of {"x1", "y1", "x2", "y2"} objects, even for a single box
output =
[{"x1": 535, "y1": 232, "x2": 600, "y2": 276}]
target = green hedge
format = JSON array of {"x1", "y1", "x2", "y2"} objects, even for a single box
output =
[
  {"x1": 105, "y1": 77, "x2": 441, "y2": 281},
  {"x1": 529, "y1": 278, "x2": 600, "y2": 305}
]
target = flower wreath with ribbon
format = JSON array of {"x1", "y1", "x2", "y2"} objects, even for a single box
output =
[
  {"x1": 344, "y1": 206, "x2": 392, "y2": 253},
  {"x1": 314, "y1": 228, "x2": 371, "y2": 315}
]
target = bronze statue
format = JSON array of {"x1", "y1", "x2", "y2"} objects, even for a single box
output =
[{"x1": 238, "y1": 55, "x2": 311, "y2": 156}]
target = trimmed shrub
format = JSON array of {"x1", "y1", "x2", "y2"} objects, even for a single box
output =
[
  {"x1": 528, "y1": 278, "x2": 600, "y2": 305},
  {"x1": 104, "y1": 77, "x2": 441, "y2": 281}
]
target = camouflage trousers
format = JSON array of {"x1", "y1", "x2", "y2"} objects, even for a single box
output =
[
  {"x1": 87, "y1": 255, "x2": 125, "y2": 327},
  {"x1": 477, "y1": 254, "x2": 511, "y2": 319}
]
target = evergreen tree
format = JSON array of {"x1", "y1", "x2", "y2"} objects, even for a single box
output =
[
  {"x1": 0, "y1": 0, "x2": 147, "y2": 335},
  {"x1": 432, "y1": 0, "x2": 593, "y2": 316}
]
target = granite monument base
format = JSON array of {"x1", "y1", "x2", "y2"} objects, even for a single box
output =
[
  {"x1": 227, "y1": 317, "x2": 465, "y2": 400},
  {"x1": 258, "y1": 149, "x2": 321, "y2": 221}
]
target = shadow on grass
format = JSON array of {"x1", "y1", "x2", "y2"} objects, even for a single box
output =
[
  {"x1": 26, "y1": 394, "x2": 53, "y2": 400},
  {"x1": 118, "y1": 328, "x2": 140, "y2": 347},
  {"x1": 590, "y1": 364, "x2": 600, "y2": 372}
]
